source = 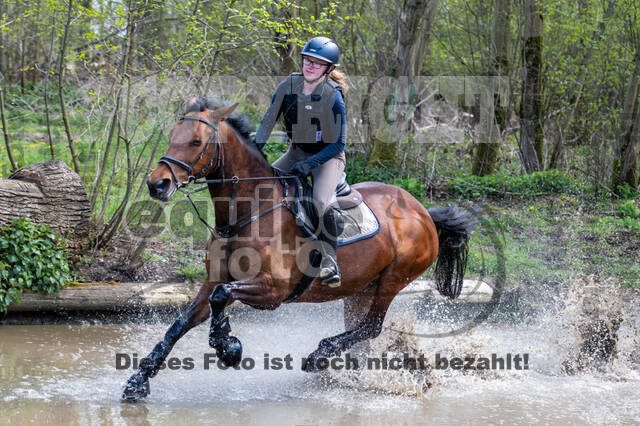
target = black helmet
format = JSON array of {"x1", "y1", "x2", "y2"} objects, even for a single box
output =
[{"x1": 301, "y1": 36, "x2": 339, "y2": 65}]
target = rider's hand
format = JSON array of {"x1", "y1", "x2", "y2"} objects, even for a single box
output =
[{"x1": 291, "y1": 161, "x2": 312, "y2": 177}]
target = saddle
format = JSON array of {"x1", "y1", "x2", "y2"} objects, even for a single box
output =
[{"x1": 281, "y1": 171, "x2": 380, "y2": 247}]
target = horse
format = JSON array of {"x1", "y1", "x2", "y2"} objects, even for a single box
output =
[{"x1": 122, "y1": 97, "x2": 476, "y2": 401}]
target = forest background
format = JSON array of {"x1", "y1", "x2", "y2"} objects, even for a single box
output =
[{"x1": 0, "y1": 0, "x2": 639, "y2": 305}]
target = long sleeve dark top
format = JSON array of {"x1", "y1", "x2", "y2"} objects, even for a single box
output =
[{"x1": 255, "y1": 73, "x2": 346, "y2": 168}]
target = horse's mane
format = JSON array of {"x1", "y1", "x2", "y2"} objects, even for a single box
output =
[{"x1": 185, "y1": 96, "x2": 261, "y2": 155}]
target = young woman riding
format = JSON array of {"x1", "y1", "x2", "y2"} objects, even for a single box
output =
[{"x1": 254, "y1": 36, "x2": 349, "y2": 288}]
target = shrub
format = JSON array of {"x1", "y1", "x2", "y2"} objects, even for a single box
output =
[
  {"x1": 616, "y1": 183, "x2": 639, "y2": 199},
  {"x1": 345, "y1": 154, "x2": 393, "y2": 184},
  {"x1": 174, "y1": 263, "x2": 207, "y2": 283},
  {"x1": 263, "y1": 139, "x2": 289, "y2": 164},
  {"x1": 391, "y1": 177, "x2": 426, "y2": 201},
  {"x1": 617, "y1": 199, "x2": 640, "y2": 219},
  {"x1": 0, "y1": 218, "x2": 72, "y2": 312},
  {"x1": 448, "y1": 170, "x2": 583, "y2": 198}
]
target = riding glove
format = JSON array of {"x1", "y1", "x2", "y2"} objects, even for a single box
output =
[{"x1": 291, "y1": 161, "x2": 312, "y2": 177}]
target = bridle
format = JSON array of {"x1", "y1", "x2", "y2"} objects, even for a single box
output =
[
  {"x1": 156, "y1": 113, "x2": 302, "y2": 240},
  {"x1": 158, "y1": 115, "x2": 222, "y2": 188}
]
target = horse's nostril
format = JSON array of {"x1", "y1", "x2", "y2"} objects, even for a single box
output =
[
  {"x1": 148, "y1": 178, "x2": 171, "y2": 197},
  {"x1": 157, "y1": 178, "x2": 171, "y2": 193}
]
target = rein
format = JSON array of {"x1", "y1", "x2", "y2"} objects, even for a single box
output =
[{"x1": 180, "y1": 175, "x2": 296, "y2": 239}]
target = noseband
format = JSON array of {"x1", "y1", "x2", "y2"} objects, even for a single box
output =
[{"x1": 158, "y1": 115, "x2": 221, "y2": 187}]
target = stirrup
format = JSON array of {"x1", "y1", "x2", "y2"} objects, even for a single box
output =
[
  {"x1": 322, "y1": 273, "x2": 341, "y2": 288},
  {"x1": 320, "y1": 258, "x2": 341, "y2": 288}
]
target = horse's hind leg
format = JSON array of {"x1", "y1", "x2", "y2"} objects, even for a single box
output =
[
  {"x1": 343, "y1": 282, "x2": 376, "y2": 330},
  {"x1": 121, "y1": 282, "x2": 214, "y2": 402},
  {"x1": 303, "y1": 280, "x2": 400, "y2": 372},
  {"x1": 341, "y1": 283, "x2": 377, "y2": 364}
]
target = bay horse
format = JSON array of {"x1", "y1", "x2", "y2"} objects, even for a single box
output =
[{"x1": 122, "y1": 97, "x2": 475, "y2": 401}]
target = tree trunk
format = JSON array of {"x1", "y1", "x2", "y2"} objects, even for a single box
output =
[
  {"x1": 277, "y1": 1, "x2": 298, "y2": 76},
  {"x1": 549, "y1": 0, "x2": 615, "y2": 170},
  {"x1": 0, "y1": 161, "x2": 93, "y2": 256},
  {"x1": 19, "y1": 39, "x2": 25, "y2": 94},
  {"x1": 8, "y1": 282, "x2": 199, "y2": 312},
  {"x1": 395, "y1": 0, "x2": 430, "y2": 80},
  {"x1": 57, "y1": 0, "x2": 82, "y2": 173},
  {"x1": 0, "y1": 85, "x2": 17, "y2": 170},
  {"x1": 612, "y1": 32, "x2": 640, "y2": 192},
  {"x1": 473, "y1": 0, "x2": 511, "y2": 176},
  {"x1": 622, "y1": 102, "x2": 640, "y2": 189},
  {"x1": 519, "y1": 0, "x2": 544, "y2": 173},
  {"x1": 0, "y1": 0, "x2": 6, "y2": 77},
  {"x1": 370, "y1": 0, "x2": 434, "y2": 167},
  {"x1": 44, "y1": 13, "x2": 56, "y2": 160},
  {"x1": 413, "y1": 0, "x2": 439, "y2": 76}
]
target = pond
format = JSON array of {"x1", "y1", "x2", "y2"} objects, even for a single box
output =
[{"x1": 1, "y1": 289, "x2": 639, "y2": 425}]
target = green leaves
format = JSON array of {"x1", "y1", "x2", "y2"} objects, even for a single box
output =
[
  {"x1": 448, "y1": 170, "x2": 584, "y2": 199},
  {"x1": 0, "y1": 218, "x2": 72, "y2": 313},
  {"x1": 391, "y1": 177, "x2": 426, "y2": 200},
  {"x1": 617, "y1": 199, "x2": 640, "y2": 219}
]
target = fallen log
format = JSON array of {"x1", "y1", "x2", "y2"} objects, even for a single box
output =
[
  {"x1": 7, "y1": 279, "x2": 492, "y2": 314},
  {"x1": 7, "y1": 282, "x2": 199, "y2": 312}
]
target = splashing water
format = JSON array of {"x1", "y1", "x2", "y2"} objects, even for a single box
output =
[
  {"x1": 554, "y1": 275, "x2": 640, "y2": 378},
  {"x1": 327, "y1": 275, "x2": 639, "y2": 400},
  {"x1": 1, "y1": 278, "x2": 639, "y2": 424}
]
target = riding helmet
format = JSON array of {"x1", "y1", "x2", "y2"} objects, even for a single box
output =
[{"x1": 301, "y1": 36, "x2": 339, "y2": 65}]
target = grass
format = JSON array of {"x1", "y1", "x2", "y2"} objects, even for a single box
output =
[
  {"x1": 173, "y1": 263, "x2": 207, "y2": 284},
  {"x1": 456, "y1": 196, "x2": 640, "y2": 289}
]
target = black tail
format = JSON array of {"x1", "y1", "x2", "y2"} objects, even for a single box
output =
[{"x1": 428, "y1": 206, "x2": 478, "y2": 299}]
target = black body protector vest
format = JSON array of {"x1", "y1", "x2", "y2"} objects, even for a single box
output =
[{"x1": 280, "y1": 73, "x2": 343, "y2": 155}]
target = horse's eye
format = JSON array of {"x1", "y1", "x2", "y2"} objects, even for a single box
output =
[{"x1": 192, "y1": 139, "x2": 202, "y2": 146}]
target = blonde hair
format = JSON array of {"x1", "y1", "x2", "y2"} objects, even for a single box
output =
[{"x1": 329, "y1": 69, "x2": 349, "y2": 94}]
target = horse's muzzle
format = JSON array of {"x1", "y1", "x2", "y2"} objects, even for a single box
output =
[{"x1": 147, "y1": 178, "x2": 173, "y2": 201}]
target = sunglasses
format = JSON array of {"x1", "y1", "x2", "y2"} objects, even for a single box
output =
[{"x1": 302, "y1": 58, "x2": 328, "y2": 69}]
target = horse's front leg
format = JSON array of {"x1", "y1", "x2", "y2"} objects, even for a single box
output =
[
  {"x1": 208, "y1": 276, "x2": 277, "y2": 367},
  {"x1": 121, "y1": 282, "x2": 214, "y2": 402}
]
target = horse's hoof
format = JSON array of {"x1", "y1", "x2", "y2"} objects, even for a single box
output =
[
  {"x1": 121, "y1": 373, "x2": 150, "y2": 402},
  {"x1": 303, "y1": 339, "x2": 340, "y2": 373},
  {"x1": 214, "y1": 336, "x2": 243, "y2": 368},
  {"x1": 302, "y1": 356, "x2": 320, "y2": 373},
  {"x1": 302, "y1": 353, "x2": 328, "y2": 373}
]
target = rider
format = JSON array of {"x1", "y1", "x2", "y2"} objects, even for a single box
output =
[{"x1": 254, "y1": 36, "x2": 348, "y2": 288}]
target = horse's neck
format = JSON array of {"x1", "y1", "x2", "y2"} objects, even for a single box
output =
[{"x1": 208, "y1": 129, "x2": 276, "y2": 229}]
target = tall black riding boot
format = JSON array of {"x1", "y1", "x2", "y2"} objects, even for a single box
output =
[{"x1": 318, "y1": 209, "x2": 341, "y2": 287}]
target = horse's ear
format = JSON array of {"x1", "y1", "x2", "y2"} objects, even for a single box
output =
[{"x1": 208, "y1": 103, "x2": 238, "y2": 122}]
